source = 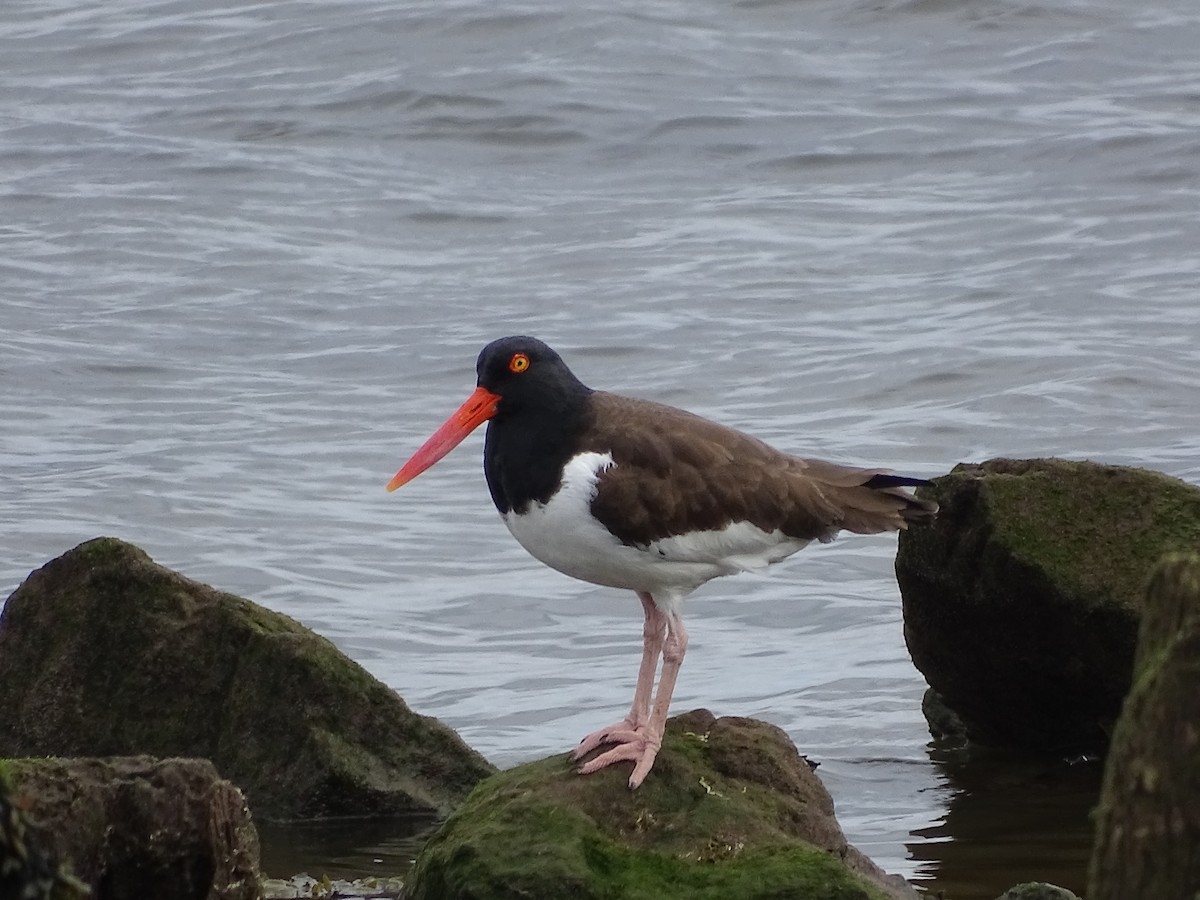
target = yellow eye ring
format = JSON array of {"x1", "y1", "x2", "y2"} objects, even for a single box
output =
[{"x1": 509, "y1": 353, "x2": 530, "y2": 373}]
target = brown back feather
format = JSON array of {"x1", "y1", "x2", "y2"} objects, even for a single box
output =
[{"x1": 583, "y1": 392, "x2": 937, "y2": 547}]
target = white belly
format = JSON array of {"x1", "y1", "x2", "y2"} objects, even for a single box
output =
[{"x1": 501, "y1": 452, "x2": 811, "y2": 602}]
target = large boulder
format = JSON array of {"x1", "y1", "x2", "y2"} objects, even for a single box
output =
[
  {"x1": 3, "y1": 756, "x2": 257, "y2": 900},
  {"x1": 1088, "y1": 553, "x2": 1200, "y2": 900},
  {"x1": 0, "y1": 538, "x2": 495, "y2": 821},
  {"x1": 895, "y1": 458, "x2": 1200, "y2": 752},
  {"x1": 407, "y1": 709, "x2": 919, "y2": 900}
]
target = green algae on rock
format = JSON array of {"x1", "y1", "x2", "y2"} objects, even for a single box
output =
[
  {"x1": 1088, "y1": 552, "x2": 1200, "y2": 900},
  {"x1": 895, "y1": 458, "x2": 1200, "y2": 752},
  {"x1": 0, "y1": 537, "x2": 495, "y2": 821},
  {"x1": 407, "y1": 710, "x2": 918, "y2": 900}
]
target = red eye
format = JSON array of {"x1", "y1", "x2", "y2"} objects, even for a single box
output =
[{"x1": 509, "y1": 353, "x2": 530, "y2": 373}]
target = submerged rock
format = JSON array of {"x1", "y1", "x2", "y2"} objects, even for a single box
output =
[
  {"x1": 1088, "y1": 552, "x2": 1200, "y2": 900},
  {"x1": 262, "y1": 874, "x2": 405, "y2": 899},
  {"x1": 3, "y1": 756, "x2": 257, "y2": 900},
  {"x1": 408, "y1": 709, "x2": 918, "y2": 900},
  {"x1": 0, "y1": 537, "x2": 495, "y2": 821},
  {"x1": 920, "y1": 688, "x2": 968, "y2": 744},
  {"x1": 995, "y1": 883, "x2": 1081, "y2": 900},
  {"x1": 895, "y1": 458, "x2": 1200, "y2": 752}
]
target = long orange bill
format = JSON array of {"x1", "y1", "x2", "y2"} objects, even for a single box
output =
[{"x1": 387, "y1": 385, "x2": 501, "y2": 492}]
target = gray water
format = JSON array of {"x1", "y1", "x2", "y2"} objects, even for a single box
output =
[{"x1": 3, "y1": 0, "x2": 1199, "y2": 896}]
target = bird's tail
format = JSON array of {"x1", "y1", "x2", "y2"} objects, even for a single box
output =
[
  {"x1": 799, "y1": 460, "x2": 939, "y2": 535},
  {"x1": 864, "y1": 473, "x2": 939, "y2": 525}
]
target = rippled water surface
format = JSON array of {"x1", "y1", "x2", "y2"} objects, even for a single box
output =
[{"x1": 3, "y1": 0, "x2": 1199, "y2": 896}]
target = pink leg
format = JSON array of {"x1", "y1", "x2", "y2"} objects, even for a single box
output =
[
  {"x1": 572, "y1": 592, "x2": 664, "y2": 758},
  {"x1": 577, "y1": 604, "x2": 689, "y2": 789}
]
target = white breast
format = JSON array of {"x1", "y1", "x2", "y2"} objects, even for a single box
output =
[{"x1": 500, "y1": 451, "x2": 812, "y2": 604}]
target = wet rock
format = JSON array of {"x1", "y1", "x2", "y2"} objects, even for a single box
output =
[
  {"x1": 262, "y1": 874, "x2": 405, "y2": 899},
  {"x1": 920, "y1": 688, "x2": 968, "y2": 744},
  {"x1": 1088, "y1": 552, "x2": 1200, "y2": 900},
  {"x1": 0, "y1": 537, "x2": 495, "y2": 821},
  {"x1": 895, "y1": 458, "x2": 1200, "y2": 752},
  {"x1": 3, "y1": 756, "x2": 257, "y2": 900},
  {"x1": 1, "y1": 774, "x2": 88, "y2": 900},
  {"x1": 407, "y1": 709, "x2": 919, "y2": 900},
  {"x1": 995, "y1": 883, "x2": 1081, "y2": 900}
]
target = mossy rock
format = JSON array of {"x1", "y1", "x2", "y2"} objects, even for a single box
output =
[
  {"x1": 0, "y1": 538, "x2": 495, "y2": 821},
  {"x1": 895, "y1": 458, "x2": 1200, "y2": 752},
  {"x1": 408, "y1": 710, "x2": 917, "y2": 900},
  {"x1": 1088, "y1": 553, "x2": 1200, "y2": 900}
]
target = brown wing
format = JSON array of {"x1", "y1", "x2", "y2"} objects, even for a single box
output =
[{"x1": 582, "y1": 392, "x2": 935, "y2": 547}]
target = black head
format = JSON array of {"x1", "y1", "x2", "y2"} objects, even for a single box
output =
[
  {"x1": 388, "y1": 336, "x2": 592, "y2": 496},
  {"x1": 476, "y1": 336, "x2": 591, "y2": 418},
  {"x1": 475, "y1": 337, "x2": 594, "y2": 514}
]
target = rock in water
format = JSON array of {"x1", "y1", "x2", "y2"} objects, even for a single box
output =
[
  {"x1": 1088, "y1": 552, "x2": 1200, "y2": 900},
  {"x1": 0, "y1": 537, "x2": 494, "y2": 821},
  {"x1": 407, "y1": 710, "x2": 919, "y2": 900},
  {"x1": 895, "y1": 458, "x2": 1200, "y2": 752},
  {"x1": 4, "y1": 757, "x2": 255, "y2": 900},
  {"x1": 994, "y1": 883, "x2": 1081, "y2": 900}
]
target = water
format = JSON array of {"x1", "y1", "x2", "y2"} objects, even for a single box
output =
[{"x1": 3, "y1": 0, "x2": 1199, "y2": 896}]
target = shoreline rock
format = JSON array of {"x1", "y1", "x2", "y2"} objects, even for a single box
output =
[
  {"x1": 3, "y1": 756, "x2": 258, "y2": 900},
  {"x1": 896, "y1": 458, "x2": 1200, "y2": 753},
  {"x1": 408, "y1": 709, "x2": 919, "y2": 900},
  {"x1": 0, "y1": 537, "x2": 495, "y2": 822},
  {"x1": 1088, "y1": 552, "x2": 1200, "y2": 899}
]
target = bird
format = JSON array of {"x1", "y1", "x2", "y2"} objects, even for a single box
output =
[{"x1": 388, "y1": 336, "x2": 937, "y2": 789}]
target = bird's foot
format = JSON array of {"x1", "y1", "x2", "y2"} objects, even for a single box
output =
[
  {"x1": 574, "y1": 724, "x2": 662, "y2": 789},
  {"x1": 572, "y1": 717, "x2": 642, "y2": 760}
]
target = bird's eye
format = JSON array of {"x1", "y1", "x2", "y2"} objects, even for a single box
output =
[{"x1": 509, "y1": 353, "x2": 530, "y2": 373}]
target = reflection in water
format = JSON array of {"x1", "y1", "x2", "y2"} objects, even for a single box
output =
[
  {"x1": 911, "y1": 744, "x2": 1101, "y2": 900},
  {"x1": 257, "y1": 814, "x2": 439, "y2": 881}
]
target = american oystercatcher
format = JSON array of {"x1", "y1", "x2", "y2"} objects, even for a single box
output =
[{"x1": 388, "y1": 336, "x2": 937, "y2": 789}]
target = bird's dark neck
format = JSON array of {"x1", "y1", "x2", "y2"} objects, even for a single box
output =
[{"x1": 483, "y1": 385, "x2": 592, "y2": 515}]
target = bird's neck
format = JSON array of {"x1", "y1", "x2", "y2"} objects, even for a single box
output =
[{"x1": 483, "y1": 387, "x2": 592, "y2": 515}]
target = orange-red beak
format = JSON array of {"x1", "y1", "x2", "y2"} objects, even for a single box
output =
[{"x1": 387, "y1": 385, "x2": 501, "y2": 492}]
